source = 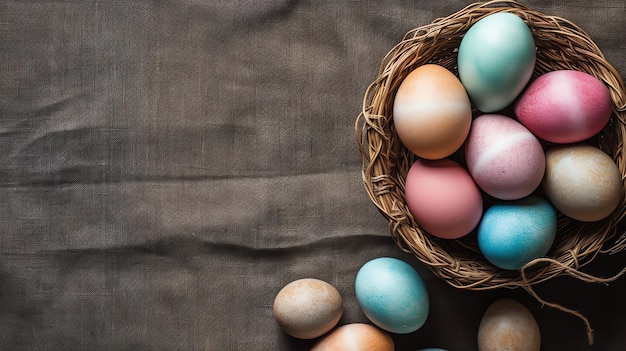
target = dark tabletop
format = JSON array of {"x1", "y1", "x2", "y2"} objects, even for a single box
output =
[{"x1": 1, "y1": 1, "x2": 625, "y2": 350}]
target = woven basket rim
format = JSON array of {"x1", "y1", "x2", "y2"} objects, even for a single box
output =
[{"x1": 356, "y1": 0, "x2": 626, "y2": 292}]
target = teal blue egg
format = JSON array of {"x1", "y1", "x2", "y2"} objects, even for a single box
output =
[
  {"x1": 478, "y1": 196, "x2": 556, "y2": 270},
  {"x1": 458, "y1": 12, "x2": 536, "y2": 112},
  {"x1": 355, "y1": 257, "x2": 429, "y2": 334}
]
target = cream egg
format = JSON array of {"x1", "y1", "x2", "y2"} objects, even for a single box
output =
[
  {"x1": 542, "y1": 144, "x2": 623, "y2": 222},
  {"x1": 393, "y1": 64, "x2": 472, "y2": 160},
  {"x1": 478, "y1": 298, "x2": 540, "y2": 351},
  {"x1": 310, "y1": 323, "x2": 394, "y2": 351},
  {"x1": 273, "y1": 278, "x2": 343, "y2": 339}
]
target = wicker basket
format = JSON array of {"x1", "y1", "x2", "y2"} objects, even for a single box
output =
[{"x1": 356, "y1": 0, "x2": 626, "y2": 342}]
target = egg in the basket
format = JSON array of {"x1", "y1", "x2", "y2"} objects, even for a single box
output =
[
  {"x1": 393, "y1": 64, "x2": 472, "y2": 160},
  {"x1": 405, "y1": 158, "x2": 483, "y2": 239}
]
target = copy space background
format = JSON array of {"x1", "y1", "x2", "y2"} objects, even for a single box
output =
[{"x1": 1, "y1": 1, "x2": 625, "y2": 350}]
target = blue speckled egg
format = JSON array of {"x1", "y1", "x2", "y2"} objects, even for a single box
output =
[
  {"x1": 355, "y1": 257, "x2": 429, "y2": 334},
  {"x1": 478, "y1": 196, "x2": 556, "y2": 270},
  {"x1": 458, "y1": 12, "x2": 536, "y2": 112}
]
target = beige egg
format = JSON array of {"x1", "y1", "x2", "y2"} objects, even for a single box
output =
[
  {"x1": 478, "y1": 298, "x2": 540, "y2": 351},
  {"x1": 311, "y1": 323, "x2": 394, "y2": 351},
  {"x1": 542, "y1": 144, "x2": 623, "y2": 222},
  {"x1": 393, "y1": 64, "x2": 472, "y2": 160},
  {"x1": 273, "y1": 278, "x2": 343, "y2": 339}
]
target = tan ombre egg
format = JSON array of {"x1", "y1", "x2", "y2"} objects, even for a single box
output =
[
  {"x1": 273, "y1": 278, "x2": 343, "y2": 339},
  {"x1": 478, "y1": 299, "x2": 540, "y2": 351},
  {"x1": 393, "y1": 64, "x2": 472, "y2": 160},
  {"x1": 311, "y1": 323, "x2": 394, "y2": 351},
  {"x1": 542, "y1": 144, "x2": 622, "y2": 222}
]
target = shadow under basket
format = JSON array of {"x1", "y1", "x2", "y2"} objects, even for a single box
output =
[{"x1": 355, "y1": 0, "x2": 626, "y2": 344}]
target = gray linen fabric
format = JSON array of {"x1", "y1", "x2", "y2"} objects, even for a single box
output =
[{"x1": 1, "y1": 1, "x2": 625, "y2": 350}]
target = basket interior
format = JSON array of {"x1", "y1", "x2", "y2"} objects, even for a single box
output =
[{"x1": 357, "y1": 0, "x2": 626, "y2": 289}]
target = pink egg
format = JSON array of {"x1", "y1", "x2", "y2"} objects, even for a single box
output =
[
  {"x1": 514, "y1": 70, "x2": 613, "y2": 143},
  {"x1": 464, "y1": 114, "x2": 545, "y2": 200},
  {"x1": 405, "y1": 158, "x2": 483, "y2": 239},
  {"x1": 310, "y1": 323, "x2": 394, "y2": 351}
]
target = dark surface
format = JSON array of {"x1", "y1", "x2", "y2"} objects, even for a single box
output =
[{"x1": 1, "y1": 1, "x2": 625, "y2": 350}]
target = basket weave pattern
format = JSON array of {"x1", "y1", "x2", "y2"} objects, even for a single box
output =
[{"x1": 356, "y1": 0, "x2": 626, "y2": 292}]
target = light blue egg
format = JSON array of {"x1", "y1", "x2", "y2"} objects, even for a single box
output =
[
  {"x1": 458, "y1": 12, "x2": 536, "y2": 112},
  {"x1": 478, "y1": 196, "x2": 556, "y2": 270},
  {"x1": 355, "y1": 257, "x2": 429, "y2": 334}
]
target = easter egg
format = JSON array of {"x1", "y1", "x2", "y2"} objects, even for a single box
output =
[
  {"x1": 458, "y1": 12, "x2": 536, "y2": 112},
  {"x1": 465, "y1": 114, "x2": 545, "y2": 200},
  {"x1": 543, "y1": 144, "x2": 622, "y2": 222},
  {"x1": 273, "y1": 278, "x2": 343, "y2": 339},
  {"x1": 477, "y1": 196, "x2": 556, "y2": 270},
  {"x1": 405, "y1": 158, "x2": 483, "y2": 239},
  {"x1": 514, "y1": 70, "x2": 613, "y2": 143},
  {"x1": 310, "y1": 323, "x2": 394, "y2": 351},
  {"x1": 393, "y1": 64, "x2": 472, "y2": 159},
  {"x1": 478, "y1": 298, "x2": 541, "y2": 351},
  {"x1": 355, "y1": 257, "x2": 429, "y2": 334}
]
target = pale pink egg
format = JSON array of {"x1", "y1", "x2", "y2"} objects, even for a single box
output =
[
  {"x1": 310, "y1": 323, "x2": 394, "y2": 351},
  {"x1": 405, "y1": 158, "x2": 483, "y2": 239},
  {"x1": 464, "y1": 114, "x2": 545, "y2": 200},
  {"x1": 393, "y1": 64, "x2": 472, "y2": 160},
  {"x1": 514, "y1": 70, "x2": 613, "y2": 144}
]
